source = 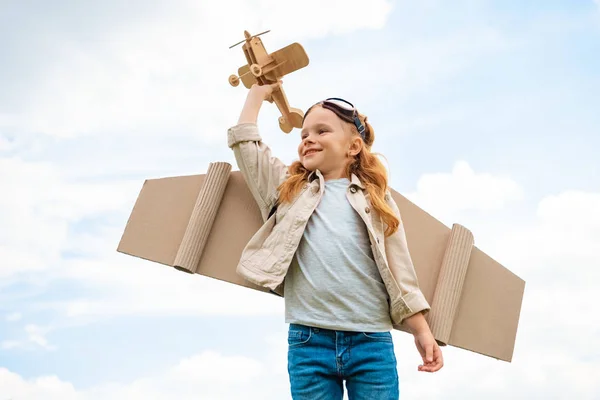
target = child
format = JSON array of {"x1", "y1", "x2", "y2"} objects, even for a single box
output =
[{"x1": 227, "y1": 82, "x2": 443, "y2": 399}]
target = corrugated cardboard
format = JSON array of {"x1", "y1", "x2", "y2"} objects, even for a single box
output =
[{"x1": 117, "y1": 162, "x2": 525, "y2": 362}]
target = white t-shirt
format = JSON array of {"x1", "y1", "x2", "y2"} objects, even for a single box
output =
[{"x1": 284, "y1": 178, "x2": 392, "y2": 332}]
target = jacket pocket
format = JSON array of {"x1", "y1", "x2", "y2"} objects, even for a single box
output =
[{"x1": 245, "y1": 244, "x2": 284, "y2": 277}]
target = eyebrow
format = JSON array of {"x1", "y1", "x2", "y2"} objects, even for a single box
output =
[{"x1": 300, "y1": 122, "x2": 333, "y2": 136}]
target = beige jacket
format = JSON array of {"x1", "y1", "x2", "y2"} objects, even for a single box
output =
[{"x1": 227, "y1": 122, "x2": 430, "y2": 326}]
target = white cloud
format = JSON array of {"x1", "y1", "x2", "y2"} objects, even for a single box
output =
[
  {"x1": 25, "y1": 324, "x2": 55, "y2": 350},
  {"x1": 0, "y1": 134, "x2": 15, "y2": 151},
  {"x1": 5, "y1": 312, "x2": 22, "y2": 322},
  {"x1": 1, "y1": 340, "x2": 21, "y2": 350},
  {"x1": 486, "y1": 190, "x2": 600, "y2": 282},
  {"x1": 258, "y1": 0, "x2": 393, "y2": 40},
  {"x1": 0, "y1": 156, "x2": 140, "y2": 280},
  {"x1": 43, "y1": 254, "x2": 284, "y2": 319},
  {"x1": 0, "y1": 157, "x2": 67, "y2": 279},
  {"x1": 537, "y1": 190, "x2": 600, "y2": 232},
  {"x1": 404, "y1": 160, "x2": 523, "y2": 224},
  {"x1": 0, "y1": 369, "x2": 80, "y2": 400},
  {"x1": 0, "y1": 347, "x2": 288, "y2": 400},
  {"x1": 166, "y1": 351, "x2": 264, "y2": 385},
  {"x1": 1, "y1": 0, "x2": 394, "y2": 139},
  {"x1": 1, "y1": 324, "x2": 56, "y2": 351}
]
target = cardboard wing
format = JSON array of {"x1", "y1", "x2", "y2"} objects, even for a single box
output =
[{"x1": 117, "y1": 162, "x2": 525, "y2": 362}]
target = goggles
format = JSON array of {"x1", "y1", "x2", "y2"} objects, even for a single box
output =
[{"x1": 305, "y1": 97, "x2": 366, "y2": 139}]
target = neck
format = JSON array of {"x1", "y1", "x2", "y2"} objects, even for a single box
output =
[
  {"x1": 321, "y1": 159, "x2": 353, "y2": 181},
  {"x1": 322, "y1": 168, "x2": 348, "y2": 181}
]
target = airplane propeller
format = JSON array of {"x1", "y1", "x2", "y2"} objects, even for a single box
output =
[{"x1": 228, "y1": 30, "x2": 271, "y2": 49}]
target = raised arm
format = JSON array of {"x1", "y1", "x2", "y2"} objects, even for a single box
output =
[{"x1": 227, "y1": 82, "x2": 289, "y2": 221}]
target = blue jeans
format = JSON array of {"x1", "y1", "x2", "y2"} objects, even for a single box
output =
[{"x1": 287, "y1": 323, "x2": 399, "y2": 400}]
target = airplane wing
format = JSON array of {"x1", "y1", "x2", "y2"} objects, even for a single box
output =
[
  {"x1": 269, "y1": 42, "x2": 309, "y2": 77},
  {"x1": 237, "y1": 64, "x2": 257, "y2": 89}
]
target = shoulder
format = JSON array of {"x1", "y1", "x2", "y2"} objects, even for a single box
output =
[{"x1": 383, "y1": 188, "x2": 397, "y2": 208}]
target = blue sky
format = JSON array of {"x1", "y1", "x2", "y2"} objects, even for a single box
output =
[{"x1": 1, "y1": 1, "x2": 599, "y2": 398}]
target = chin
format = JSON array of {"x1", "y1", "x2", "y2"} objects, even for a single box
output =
[
  {"x1": 301, "y1": 161, "x2": 316, "y2": 171},
  {"x1": 301, "y1": 152, "x2": 329, "y2": 172},
  {"x1": 301, "y1": 155, "x2": 323, "y2": 171}
]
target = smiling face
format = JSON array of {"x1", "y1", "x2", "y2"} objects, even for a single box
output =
[{"x1": 298, "y1": 105, "x2": 362, "y2": 180}]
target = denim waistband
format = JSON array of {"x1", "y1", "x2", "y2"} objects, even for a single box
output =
[{"x1": 289, "y1": 323, "x2": 389, "y2": 336}]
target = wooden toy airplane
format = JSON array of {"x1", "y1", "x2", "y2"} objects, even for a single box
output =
[{"x1": 228, "y1": 30, "x2": 309, "y2": 133}]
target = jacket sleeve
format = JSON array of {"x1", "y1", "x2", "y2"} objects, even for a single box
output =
[
  {"x1": 227, "y1": 122, "x2": 289, "y2": 221},
  {"x1": 383, "y1": 190, "x2": 431, "y2": 321}
]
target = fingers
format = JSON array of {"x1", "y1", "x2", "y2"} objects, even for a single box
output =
[
  {"x1": 417, "y1": 359, "x2": 443, "y2": 372},
  {"x1": 418, "y1": 344, "x2": 444, "y2": 373},
  {"x1": 425, "y1": 343, "x2": 433, "y2": 363},
  {"x1": 418, "y1": 363, "x2": 441, "y2": 372}
]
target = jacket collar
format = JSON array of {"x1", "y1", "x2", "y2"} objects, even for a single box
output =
[
  {"x1": 350, "y1": 173, "x2": 366, "y2": 189},
  {"x1": 307, "y1": 169, "x2": 366, "y2": 189}
]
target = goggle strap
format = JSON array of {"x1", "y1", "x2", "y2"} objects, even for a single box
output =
[{"x1": 354, "y1": 116, "x2": 365, "y2": 139}]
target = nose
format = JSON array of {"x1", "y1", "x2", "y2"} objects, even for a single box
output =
[{"x1": 303, "y1": 135, "x2": 315, "y2": 145}]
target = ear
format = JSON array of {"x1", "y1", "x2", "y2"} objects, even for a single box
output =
[{"x1": 348, "y1": 136, "x2": 363, "y2": 157}]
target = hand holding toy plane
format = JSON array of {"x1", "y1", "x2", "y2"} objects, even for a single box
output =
[{"x1": 228, "y1": 30, "x2": 309, "y2": 133}]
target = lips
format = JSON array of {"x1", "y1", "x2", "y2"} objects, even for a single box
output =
[{"x1": 304, "y1": 149, "x2": 321, "y2": 157}]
